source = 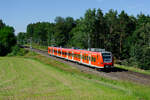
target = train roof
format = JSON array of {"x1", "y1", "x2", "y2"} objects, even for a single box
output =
[{"x1": 48, "y1": 46, "x2": 111, "y2": 54}]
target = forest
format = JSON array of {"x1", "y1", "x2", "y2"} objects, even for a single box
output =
[{"x1": 16, "y1": 9, "x2": 150, "y2": 70}]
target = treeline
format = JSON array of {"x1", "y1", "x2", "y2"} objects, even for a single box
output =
[
  {"x1": 17, "y1": 9, "x2": 150, "y2": 69},
  {"x1": 0, "y1": 20, "x2": 16, "y2": 56}
]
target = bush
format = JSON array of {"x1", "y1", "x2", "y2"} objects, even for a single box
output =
[{"x1": 8, "y1": 45, "x2": 28, "y2": 56}]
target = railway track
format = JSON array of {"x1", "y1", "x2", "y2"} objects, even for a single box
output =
[{"x1": 25, "y1": 47, "x2": 150, "y2": 86}]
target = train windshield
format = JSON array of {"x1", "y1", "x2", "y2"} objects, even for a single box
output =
[{"x1": 102, "y1": 53, "x2": 112, "y2": 62}]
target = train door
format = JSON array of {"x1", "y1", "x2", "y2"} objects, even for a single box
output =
[
  {"x1": 68, "y1": 51, "x2": 71, "y2": 60},
  {"x1": 52, "y1": 47, "x2": 54, "y2": 55},
  {"x1": 91, "y1": 54, "x2": 96, "y2": 66},
  {"x1": 82, "y1": 53, "x2": 86, "y2": 63},
  {"x1": 98, "y1": 53, "x2": 104, "y2": 67},
  {"x1": 86, "y1": 53, "x2": 89, "y2": 64},
  {"x1": 48, "y1": 47, "x2": 50, "y2": 54},
  {"x1": 78, "y1": 52, "x2": 81, "y2": 62},
  {"x1": 73, "y1": 51, "x2": 77, "y2": 61},
  {"x1": 88, "y1": 54, "x2": 91, "y2": 65},
  {"x1": 66, "y1": 50, "x2": 68, "y2": 59},
  {"x1": 80, "y1": 52, "x2": 82, "y2": 63},
  {"x1": 72, "y1": 50, "x2": 74, "y2": 60}
]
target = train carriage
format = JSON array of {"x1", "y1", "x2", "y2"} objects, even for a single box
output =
[{"x1": 48, "y1": 46, "x2": 114, "y2": 68}]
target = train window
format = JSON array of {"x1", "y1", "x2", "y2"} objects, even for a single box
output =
[
  {"x1": 78, "y1": 55, "x2": 80, "y2": 59},
  {"x1": 87, "y1": 56, "x2": 88, "y2": 61},
  {"x1": 94, "y1": 58, "x2": 96, "y2": 62},
  {"x1": 89, "y1": 56, "x2": 90, "y2": 61}
]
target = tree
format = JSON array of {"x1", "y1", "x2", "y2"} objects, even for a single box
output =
[
  {"x1": 130, "y1": 23, "x2": 150, "y2": 69},
  {"x1": 17, "y1": 32, "x2": 27, "y2": 45},
  {"x1": 53, "y1": 16, "x2": 76, "y2": 47},
  {"x1": 0, "y1": 19, "x2": 5, "y2": 29},
  {"x1": 105, "y1": 9, "x2": 119, "y2": 54},
  {"x1": 118, "y1": 11, "x2": 136, "y2": 59},
  {"x1": 0, "y1": 25, "x2": 16, "y2": 56},
  {"x1": 96, "y1": 8, "x2": 107, "y2": 48}
]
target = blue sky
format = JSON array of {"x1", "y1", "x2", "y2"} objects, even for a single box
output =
[{"x1": 0, "y1": 0, "x2": 150, "y2": 34}]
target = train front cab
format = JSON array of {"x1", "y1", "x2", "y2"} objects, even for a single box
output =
[{"x1": 101, "y1": 52, "x2": 113, "y2": 68}]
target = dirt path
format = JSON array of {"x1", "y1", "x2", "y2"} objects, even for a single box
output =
[{"x1": 26, "y1": 48, "x2": 150, "y2": 86}]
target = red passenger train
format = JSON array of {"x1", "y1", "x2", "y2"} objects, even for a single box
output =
[{"x1": 48, "y1": 47, "x2": 114, "y2": 68}]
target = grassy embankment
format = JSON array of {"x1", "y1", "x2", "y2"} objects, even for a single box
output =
[
  {"x1": 115, "y1": 64, "x2": 150, "y2": 75},
  {"x1": 0, "y1": 51, "x2": 150, "y2": 100}
]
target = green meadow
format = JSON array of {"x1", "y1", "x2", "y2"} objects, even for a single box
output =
[{"x1": 0, "y1": 52, "x2": 150, "y2": 100}]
